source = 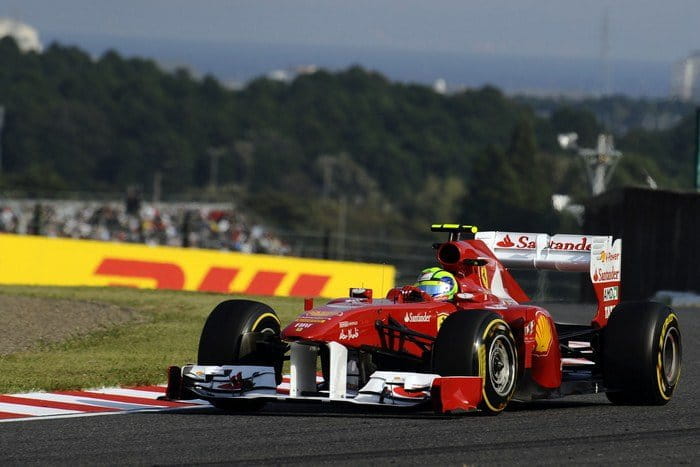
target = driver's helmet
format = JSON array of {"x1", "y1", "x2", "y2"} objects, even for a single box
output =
[{"x1": 414, "y1": 267, "x2": 458, "y2": 300}]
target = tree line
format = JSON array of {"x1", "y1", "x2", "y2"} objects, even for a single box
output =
[{"x1": 0, "y1": 36, "x2": 696, "y2": 244}]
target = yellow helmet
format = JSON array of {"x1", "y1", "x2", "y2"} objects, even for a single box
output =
[{"x1": 414, "y1": 267, "x2": 458, "y2": 300}]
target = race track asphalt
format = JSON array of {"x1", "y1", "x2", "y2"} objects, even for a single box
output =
[{"x1": 1, "y1": 304, "x2": 698, "y2": 465}]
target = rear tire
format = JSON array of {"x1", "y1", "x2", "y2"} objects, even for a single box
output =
[
  {"x1": 432, "y1": 310, "x2": 518, "y2": 414},
  {"x1": 197, "y1": 300, "x2": 282, "y2": 412},
  {"x1": 603, "y1": 301, "x2": 682, "y2": 405}
]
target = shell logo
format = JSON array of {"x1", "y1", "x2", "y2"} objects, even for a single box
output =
[{"x1": 534, "y1": 314, "x2": 553, "y2": 354}]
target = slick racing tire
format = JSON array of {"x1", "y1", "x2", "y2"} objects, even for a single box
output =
[
  {"x1": 197, "y1": 300, "x2": 283, "y2": 412},
  {"x1": 603, "y1": 301, "x2": 682, "y2": 405},
  {"x1": 432, "y1": 310, "x2": 518, "y2": 415}
]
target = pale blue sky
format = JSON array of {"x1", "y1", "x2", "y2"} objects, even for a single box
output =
[{"x1": 2, "y1": 0, "x2": 699, "y2": 62}]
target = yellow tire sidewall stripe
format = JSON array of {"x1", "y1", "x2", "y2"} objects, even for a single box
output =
[
  {"x1": 251, "y1": 312, "x2": 281, "y2": 332},
  {"x1": 656, "y1": 313, "x2": 679, "y2": 400},
  {"x1": 479, "y1": 318, "x2": 512, "y2": 413}
]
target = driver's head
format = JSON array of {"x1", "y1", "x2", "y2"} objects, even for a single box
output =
[{"x1": 414, "y1": 267, "x2": 457, "y2": 300}]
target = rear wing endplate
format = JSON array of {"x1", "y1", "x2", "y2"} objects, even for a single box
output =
[{"x1": 475, "y1": 231, "x2": 621, "y2": 326}]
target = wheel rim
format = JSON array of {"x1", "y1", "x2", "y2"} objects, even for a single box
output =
[
  {"x1": 661, "y1": 326, "x2": 681, "y2": 385},
  {"x1": 489, "y1": 335, "x2": 516, "y2": 396}
]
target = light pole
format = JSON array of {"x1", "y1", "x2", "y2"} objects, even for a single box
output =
[{"x1": 558, "y1": 132, "x2": 622, "y2": 196}]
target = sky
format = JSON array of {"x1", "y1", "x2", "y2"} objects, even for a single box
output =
[{"x1": 2, "y1": 0, "x2": 699, "y2": 63}]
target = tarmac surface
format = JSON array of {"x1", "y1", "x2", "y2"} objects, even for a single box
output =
[{"x1": 1, "y1": 304, "x2": 698, "y2": 465}]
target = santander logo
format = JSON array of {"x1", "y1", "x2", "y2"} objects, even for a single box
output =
[
  {"x1": 496, "y1": 235, "x2": 515, "y2": 248},
  {"x1": 495, "y1": 234, "x2": 592, "y2": 251}
]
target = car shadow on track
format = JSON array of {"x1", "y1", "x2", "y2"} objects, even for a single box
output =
[
  {"x1": 157, "y1": 402, "x2": 455, "y2": 420},
  {"x1": 506, "y1": 399, "x2": 608, "y2": 412},
  {"x1": 156, "y1": 397, "x2": 608, "y2": 420}
]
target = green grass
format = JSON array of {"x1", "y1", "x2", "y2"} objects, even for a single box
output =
[{"x1": 0, "y1": 285, "x2": 304, "y2": 393}]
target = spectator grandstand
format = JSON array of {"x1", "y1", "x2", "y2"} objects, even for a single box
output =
[{"x1": 0, "y1": 199, "x2": 290, "y2": 255}]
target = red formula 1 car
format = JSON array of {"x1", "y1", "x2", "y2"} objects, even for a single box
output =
[{"x1": 165, "y1": 225, "x2": 682, "y2": 414}]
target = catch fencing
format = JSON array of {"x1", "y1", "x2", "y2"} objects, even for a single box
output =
[{"x1": 584, "y1": 187, "x2": 700, "y2": 300}]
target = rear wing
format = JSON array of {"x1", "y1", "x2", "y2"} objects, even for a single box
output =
[{"x1": 475, "y1": 231, "x2": 621, "y2": 326}]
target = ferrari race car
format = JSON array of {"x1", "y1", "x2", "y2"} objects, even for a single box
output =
[{"x1": 164, "y1": 225, "x2": 682, "y2": 414}]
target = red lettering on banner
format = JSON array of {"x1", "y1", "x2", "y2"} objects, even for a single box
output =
[
  {"x1": 197, "y1": 267, "x2": 239, "y2": 293},
  {"x1": 245, "y1": 271, "x2": 286, "y2": 295},
  {"x1": 95, "y1": 259, "x2": 185, "y2": 290},
  {"x1": 289, "y1": 274, "x2": 330, "y2": 297}
]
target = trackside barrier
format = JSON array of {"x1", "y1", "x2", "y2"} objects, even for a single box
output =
[{"x1": 0, "y1": 234, "x2": 395, "y2": 298}]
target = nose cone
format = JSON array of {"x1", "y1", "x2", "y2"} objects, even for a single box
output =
[{"x1": 281, "y1": 299, "x2": 381, "y2": 345}]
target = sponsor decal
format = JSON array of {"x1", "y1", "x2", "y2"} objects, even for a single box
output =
[
  {"x1": 496, "y1": 235, "x2": 515, "y2": 247},
  {"x1": 218, "y1": 371, "x2": 256, "y2": 391},
  {"x1": 305, "y1": 310, "x2": 343, "y2": 317},
  {"x1": 96, "y1": 259, "x2": 332, "y2": 296},
  {"x1": 404, "y1": 312, "x2": 431, "y2": 323},
  {"x1": 339, "y1": 327, "x2": 360, "y2": 340},
  {"x1": 605, "y1": 305, "x2": 615, "y2": 319},
  {"x1": 479, "y1": 266, "x2": 489, "y2": 288},
  {"x1": 0, "y1": 234, "x2": 396, "y2": 299},
  {"x1": 437, "y1": 312, "x2": 449, "y2": 331},
  {"x1": 295, "y1": 317, "x2": 327, "y2": 323},
  {"x1": 293, "y1": 322, "x2": 314, "y2": 332},
  {"x1": 603, "y1": 286, "x2": 619, "y2": 302},
  {"x1": 339, "y1": 320, "x2": 359, "y2": 328},
  {"x1": 417, "y1": 271, "x2": 434, "y2": 281},
  {"x1": 593, "y1": 268, "x2": 620, "y2": 282},
  {"x1": 495, "y1": 234, "x2": 592, "y2": 251},
  {"x1": 547, "y1": 237, "x2": 592, "y2": 251},
  {"x1": 599, "y1": 251, "x2": 621, "y2": 263},
  {"x1": 534, "y1": 314, "x2": 553, "y2": 354},
  {"x1": 327, "y1": 298, "x2": 366, "y2": 308},
  {"x1": 524, "y1": 319, "x2": 534, "y2": 336}
]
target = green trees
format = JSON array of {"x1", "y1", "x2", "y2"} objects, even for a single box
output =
[{"x1": 0, "y1": 37, "x2": 695, "y2": 242}]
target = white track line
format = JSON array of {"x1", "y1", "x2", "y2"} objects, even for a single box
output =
[
  {"x1": 17, "y1": 392, "x2": 161, "y2": 410},
  {"x1": 91, "y1": 387, "x2": 209, "y2": 404},
  {"x1": 0, "y1": 402, "x2": 79, "y2": 417}
]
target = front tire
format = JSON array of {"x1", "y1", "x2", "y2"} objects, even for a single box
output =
[
  {"x1": 432, "y1": 310, "x2": 518, "y2": 414},
  {"x1": 603, "y1": 301, "x2": 682, "y2": 405},
  {"x1": 197, "y1": 300, "x2": 283, "y2": 412}
]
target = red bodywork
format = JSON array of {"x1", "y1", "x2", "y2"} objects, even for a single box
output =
[{"x1": 282, "y1": 238, "x2": 563, "y2": 392}]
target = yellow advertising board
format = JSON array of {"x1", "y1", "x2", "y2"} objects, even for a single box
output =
[{"x1": 0, "y1": 234, "x2": 395, "y2": 298}]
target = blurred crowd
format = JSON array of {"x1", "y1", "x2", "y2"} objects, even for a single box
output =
[{"x1": 0, "y1": 200, "x2": 290, "y2": 255}]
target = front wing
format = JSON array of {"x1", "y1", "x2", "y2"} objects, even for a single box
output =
[{"x1": 165, "y1": 342, "x2": 483, "y2": 414}]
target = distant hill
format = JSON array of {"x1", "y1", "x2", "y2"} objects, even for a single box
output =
[{"x1": 46, "y1": 33, "x2": 674, "y2": 98}]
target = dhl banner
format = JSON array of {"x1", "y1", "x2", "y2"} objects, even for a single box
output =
[{"x1": 0, "y1": 234, "x2": 395, "y2": 298}]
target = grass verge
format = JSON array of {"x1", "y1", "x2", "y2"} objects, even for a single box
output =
[{"x1": 0, "y1": 285, "x2": 303, "y2": 394}]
